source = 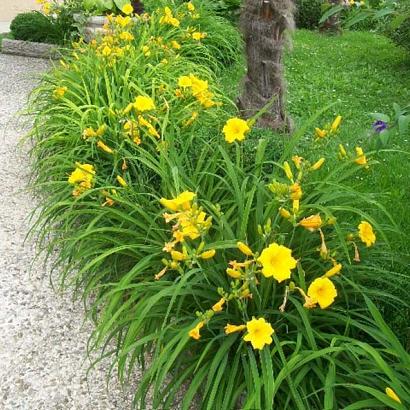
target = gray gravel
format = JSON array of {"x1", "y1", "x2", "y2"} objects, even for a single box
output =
[{"x1": 0, "y1": 54, "x2": 135, "y2": 409}]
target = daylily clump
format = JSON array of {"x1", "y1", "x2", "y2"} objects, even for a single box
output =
[{"x1": 35, "y1": 2, "x2": 405, "y2": 406}]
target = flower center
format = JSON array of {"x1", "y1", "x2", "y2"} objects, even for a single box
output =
[{"x1": 316, "y1": 286, "x2": 325, "y2": 296}]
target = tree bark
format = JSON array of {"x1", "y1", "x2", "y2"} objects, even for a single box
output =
[{"x1": 238, "y1": 0, "x2": 295, "y2": 131}]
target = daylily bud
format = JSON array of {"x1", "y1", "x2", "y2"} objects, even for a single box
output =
[
  {"x1": 299, "y1": 214, "x2": 322, "y2": 231},
  {"x1": 97, "y1": 140, "x2": 114, "y2": 154},
  {"x1": 279, "y1": 208, "x2": 291, "y2": 219},
  {"x1": 240, "y1": 288, "x2": 251, "y2": 298},
  {"x1": 226, "y1": 268, "x2": 241, "y2": 279},
  {"x1": 339, "y1": 144, "x2": 347, "y2": 158},
  {"x1": 116, "y1": 175, "x2": 128, "y2": 187},
  {"x1": 197, "y1": 241, "x2": 205, "y2": 253},
  {"x1": 171, "y1": 250, "x2": 187, "y2": 261},
  {"x1": 331, "y1": 115, "x2": 342, "y2": 133},
  {"x1": 123, "y1": 102, "x2": 134, "y2": 115},
  {"x1": 319, "y1": 229, "x2": 328, "y2": 258},
  {"x1": 324, "y1": 263, "x2": 342, "y2": 278},
  {"x1": 237, "y1": 241, "x2": 253, "y2": 256},
  {"x1": 311, "y1": 158, "x2": 325, "y2": 171},
  {"x1": 327, "y1": 216, "x2": 337, "y2": 225},
  {"x1": 385, "y1": 387, "x2": 401, "y2": 404},
  {"x1": 283, "y1": 161, "x2": 294, "y2": 180},
  {"x1": 224, "y1": 323, "x2": 246, "y2": 334},
  {"x1": 200, "y1": 249, "x2": 216, "y2": 259}
]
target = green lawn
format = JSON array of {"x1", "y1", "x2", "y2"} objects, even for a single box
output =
[
  {"x1": 286, "y1": 30, "x2": 410, "y2": 239},
  {"x1": 222, "y1": 29, "x2": 410, "y2": 345},
  {"x1": 287, "y1": 30, "x2": 410, "y2": 125}
]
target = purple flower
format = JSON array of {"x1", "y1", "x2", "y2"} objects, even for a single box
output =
[{"x1": 372, "y1": 120, "x2": 388, "y2": 133}]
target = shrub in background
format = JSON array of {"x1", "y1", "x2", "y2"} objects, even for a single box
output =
[
  {"x1": 320, "y1": 0, "x2": 409, "y2": 37},
  {"x1": 295, "y1": 0, "x2": 323, "y2": 29},
  {"x1": 10, "y1": 12, "x2": 64, "y2": 44},
  {"x1": 388, "y1": 0, "x2": 410, "y2": 52},
  {"x1": 28, "y1": 1, "x2": 410, "y2": 408},
  {"x1": 10, "y1": 0, "x2": 81, "y2": 45}
]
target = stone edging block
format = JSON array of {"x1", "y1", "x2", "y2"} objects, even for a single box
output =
[{"x1": 1, "y1": 38, "x2": 59, "y2": 59}]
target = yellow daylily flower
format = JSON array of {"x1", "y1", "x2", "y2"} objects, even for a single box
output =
[
  {"x1": 122, "y1": 3, "x2": 133, "y2": 15},
  {"x1": 211, "y1": 298, "x2": 225, "y2": 312},
  {"x1": 243, "y1": 317, "x2": 274, "y2": 350},
  {"x1": 355, "y1": 146, "x2": 369, "y2": 168},
  {"x1": 68, "y1": 163, "x2": 95, "y2": 196},
  {"x1": 223, "y1": 118, "x2": 250, "y2": 143},
  {"x1": 187, "y1": 2, "x2": 195, "y2": 12},
  {"x1": 307, "y1": 277, "x2": 337, "y2": 309},
  {"x1": 188, "y1": 321, "x2": 204, "y2": 340},
  {"x1": 53, "y1": 86, "x2": 67, "y2": 99},
  {"x1": 134, "y1": 95, "x2": 155, "y2": 112},
  {"x1": 159, "y1": 191, "x2": 196, "y2": 211},
  {"x1": 358, "y1": 221, "x2": 376, "y2": 247},
  {"x1": 290, "y1": 183, "x2": 302, "y2": 200},
  {"x1": 257, "y1": 243, "x2": 297, "y2": 283},
  {"x1": 119, "y1": 31, "x2": 134, "y2": 41}
]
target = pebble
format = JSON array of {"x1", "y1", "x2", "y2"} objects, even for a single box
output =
[{"x1": 0, "y1": 54, "x2": 135, "y2": 410}]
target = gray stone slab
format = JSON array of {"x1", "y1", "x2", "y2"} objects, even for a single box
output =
[{"x1": 1, "y1": 38, "x2": 59, "y2": 59}]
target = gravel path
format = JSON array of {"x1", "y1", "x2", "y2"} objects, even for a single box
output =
[{"x1": 0, "y1": 55, "x2": 133, "y2": 410}]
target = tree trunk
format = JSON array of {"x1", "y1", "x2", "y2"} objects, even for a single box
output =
[{"x1": 238, "y1": 0, "x2": 295, "y2": 131}]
